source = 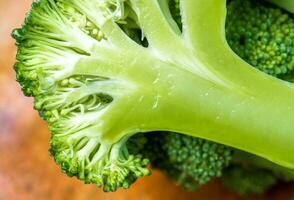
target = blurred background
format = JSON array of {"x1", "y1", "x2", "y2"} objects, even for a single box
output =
[{"x1": 1, "y1": 1, "x2": 294, "y2": 199}]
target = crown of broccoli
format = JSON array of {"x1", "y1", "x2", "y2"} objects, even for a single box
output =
[{"x1": 13, "y1": 0, "x2": 294, "y2": 192}]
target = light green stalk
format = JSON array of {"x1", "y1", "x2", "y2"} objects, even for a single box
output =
[
  {"x1": 267, "y1": 0, "x2": 294, "y2": 13},
  {"x1": 82, "y1": 0, "x2": 294, "y2": 169}
]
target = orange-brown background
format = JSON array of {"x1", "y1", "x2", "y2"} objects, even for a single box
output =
[{"x1": 0, "y1": 1, "x2": 294, "y2": 199}]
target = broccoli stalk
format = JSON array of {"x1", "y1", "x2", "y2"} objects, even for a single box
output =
[
  {"x1": 13, "y1": 0, "x2": 294, "y2": 191},
  {"x1": 149, "y1": 0, "x2": 294, "y2": 193},
  {"x1": 267, "y1": 0, "x2": 294, "y2": 13}
]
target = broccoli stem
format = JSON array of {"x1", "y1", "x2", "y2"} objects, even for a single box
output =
[
  {"x1": 266, "y1": 0, "x2": 294, "y2": 13},
  {"x1": 145, "y1": 61, "x2": 294, "y2": 170},
  {"x1": 79, "y1": 47, "x2": 294, "y2": 170},
  {"x1": 62, "y1": 0, "x2": 294, "y2": 169},
  {"x1": 98, "y1": 0, "x2": 294, "y2": 169}
]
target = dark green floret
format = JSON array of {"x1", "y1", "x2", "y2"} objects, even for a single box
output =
[
  {"x1": 142, "y1": 132, "x2": 232, "y2": 190},
  {"x1": 226, "y1": 0, "x2": 294, "y2": 77},
  {"x1": 222, "y1": 150, "x2": 294, "y2": 195},
  {"x1": 222, "y1": 165, "x2": 277, "y2": 196}
]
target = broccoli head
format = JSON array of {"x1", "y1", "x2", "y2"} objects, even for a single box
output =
[{"x1": 13, "y1": 0, "x2": 294, "y2": 192}]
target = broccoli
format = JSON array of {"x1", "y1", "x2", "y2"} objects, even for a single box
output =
[
  {"x1": 12, "y1": 0, "x2": 294, "y2": 192},
  {"x1": 222, "y1": 165, "x2": 278, "y2": 196},
  {"x1": 267, "y1": 0, "x2": 294, "y2": 13},
  {"x1": 142, "y1": 132, "x2": 232, "y2": 190},
  {"x1": 222, "y1": 150, "x2": 294, "y2": 195},
  {"x1": 141, "y1": 0, "x2": 294, "y2": 194},
  {"x1": 226, "y1": 0, "x2": 294, "y2": 77},
  {"x1": 224, "y1": 0, "x2": 294, "y2": 194}
]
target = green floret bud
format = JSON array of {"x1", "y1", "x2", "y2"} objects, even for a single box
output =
[
  {"x1": 226, "y1": 0, "x2": 294, "y2": 78},
  {"x1": 162, "y1": 133, "x2": 232, "y2": 184},
  {"x1": 221, "y1": 150, "x2": 294, "y2": 196},
  {"x1": 12, "y1": 0, "x2": 98, "y2": 96},
  {"x1": 44, "y1": 77, "x2": 150, "y2": 191},
  {"x1": 50, "y1": 130, "x2": 150, "y2": 191},
  {"x1": 143, "y1": 132, "x2": 232, "y2": 190},
  {"x1": 222, "y1": 165, "x2": 277, "y2": 196}
]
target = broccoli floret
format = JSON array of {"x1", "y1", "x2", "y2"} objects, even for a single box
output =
[
  {"x1": 222, "y1": 150, "x2": 294, "y2": 195},
  {"x1": 162, "y1": 134, "x2": 231, "y2": 185},
  {"x1": 143, "y1": 132, "x2": 232, "y2": 190},
  {"x1": 222, "y1": 165, "x2": 277, "y2": 196},
  {"x1": 226, "y1": 0, "x2": 294, "y2": 77},
  {"x1": 13, "y1": 0, "x2": 294, "y2": 192},
  {"x1": 13, "y1": 0, "x2": 150, "y2": 192}
]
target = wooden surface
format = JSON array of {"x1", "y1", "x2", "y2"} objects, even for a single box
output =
[{"x1": 0, "y1": 1, "x2": 294, "y2": 199}]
